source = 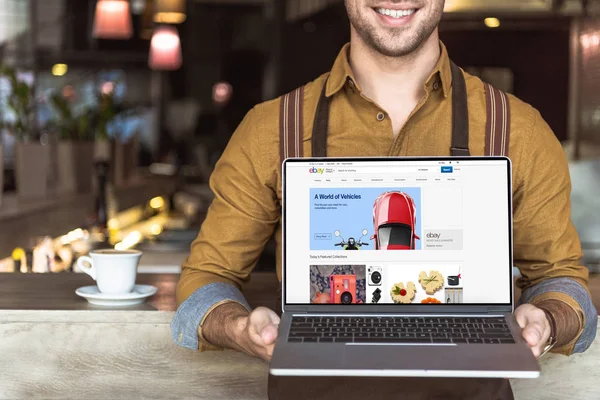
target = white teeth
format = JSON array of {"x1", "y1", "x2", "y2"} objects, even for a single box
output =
[{"x1": 376, "y1": 8, "x2": 416, "y2": 19}]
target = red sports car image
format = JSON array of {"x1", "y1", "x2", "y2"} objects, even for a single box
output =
[{"x1": 371, "y1": 191, "x2": 420, "y2": 250}]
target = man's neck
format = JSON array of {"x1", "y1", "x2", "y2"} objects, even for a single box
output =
[{"x1": 348, "y1": 31, "x2": 441, "y2": 108}]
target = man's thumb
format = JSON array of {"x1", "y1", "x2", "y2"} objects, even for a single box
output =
[{"x1": 249, "y1": 307, "x2": 280, "y2": 344}]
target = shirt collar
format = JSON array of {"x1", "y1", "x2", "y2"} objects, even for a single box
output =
[{"x1": 325, "y1": 41, "x2": 452, "y2": 98}]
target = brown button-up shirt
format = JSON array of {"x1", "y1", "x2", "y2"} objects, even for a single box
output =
[{"x1": 176, "y1": 42, "x2": 589, "y2": 354}]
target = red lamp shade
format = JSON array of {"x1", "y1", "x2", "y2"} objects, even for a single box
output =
[
  {"x1": 93, "y1": 0, "x2": 133, "y2": 39},
  {"x1": 149, "y1": 26, "x2": 182, "y2": 71}
]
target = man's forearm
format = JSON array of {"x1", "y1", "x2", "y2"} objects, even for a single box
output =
[
  {"x1": 518, "y1": 277, "x2": 597, "y2": 354},
  {"x1": 171, "y1": 281, "x2": 252, "y2": 351},
  {"x1": 201, "y1": 302, "x2": 250, "y2": 351},
  {"x1": 536, "y1": 299, "x2": 582, "y2": 348}
]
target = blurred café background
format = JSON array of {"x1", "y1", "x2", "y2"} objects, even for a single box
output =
[{"x1": 0, "y1": 0, "x2": 599, "y2": 276}]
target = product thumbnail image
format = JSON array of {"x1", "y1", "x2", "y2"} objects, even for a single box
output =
[
  {"x1": 418, "y1": 270, "x2": 444, "y2": 295},
  {"x1": 309, "y1": 265, "x2": 366, "y2": 304},
  {"x1": 390, "y1": 281, "x2": 416, "y2": 304}
]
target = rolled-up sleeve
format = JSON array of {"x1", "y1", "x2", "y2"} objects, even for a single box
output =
[
  {"x1": 171, "y1": 282, "x2": 251, "y2": 350},
  {"x1": 171, "y1": 105, "x2": 280, "y2": 351},
  {"x1": 517, "y1": 277, "x2": 596, "y2": 353},
  {"x1": 512, "y1": 107, "x2": 596, "y2": 355}
]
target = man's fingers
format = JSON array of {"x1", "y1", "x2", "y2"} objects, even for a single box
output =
[
  {"x1": 256, "y1": 343, "x2": 275, "y2": 363},
  {"x1": 522, "y1": 322, "x2": 546, "y2": 358},
  {"x1": 259, "y1": 323, "x2": 279, "y2": 345},
  {"x1": 264, "y1": 342, "x2": 275, "y2": 359},
  {"x1": 522, "y1": 321, "x2": 544, "y2": 347},
  {"x1": 265, "y1": 308, "x2": 281, "y2": 326},
  {"x1": 248, "y1": 307, "x2": 276, "y2": 334},
  {"x1": 514, "y1": 304, "x2": 552, "y2": 359},
  {"x1": 514, "y1": 308, "x2": 528, "y2": 329},
  {"x1": 247, "y1": 307, "x2": 280, "y2": 348}
]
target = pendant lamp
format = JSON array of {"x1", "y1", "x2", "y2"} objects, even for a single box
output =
[
  {"x1": 93, "y1": 0, "x2": 133, "y2": 39},
  {"x1": 149, "y1": 26, "x2": 182, "y2": 70},
  {"x1": 154, "y1": 0, "x2": 187, "y2": 24},
  {"x1": 131, "y1": 0, "x2": 146, "y2": 15}
]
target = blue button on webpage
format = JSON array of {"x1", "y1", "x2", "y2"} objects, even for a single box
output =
[{"x1": 441, "y1": 166, "x2": 453, "y2": 173}]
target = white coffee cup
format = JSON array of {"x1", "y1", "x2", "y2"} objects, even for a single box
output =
[{"x1": 77, "y1": 249, "x2": 142, "y2": 294}]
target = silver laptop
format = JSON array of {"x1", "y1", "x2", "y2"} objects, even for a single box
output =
[{"x1": 270, "y1": 156, "x2": 540, "y2": 379}]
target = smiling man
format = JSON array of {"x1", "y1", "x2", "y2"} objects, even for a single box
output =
[{"x1": 172, "y1": 0, "x2": 596, "y2": 388}]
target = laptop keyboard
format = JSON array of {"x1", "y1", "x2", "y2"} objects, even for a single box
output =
[{"x1": 287, "y1": 316, "x2": 514, "y2": 344}]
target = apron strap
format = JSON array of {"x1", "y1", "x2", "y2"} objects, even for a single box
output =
[
  {"x1": 277, "y1": 86, "x2": 305, "y2": 316},
  {"x1": 449, "y1": 61, "x2": 470, "y2": 156},
  {"x1": 484, "y1": 83, "x2": 511, "y2": 156},
  {"x1": 278, "y1": 85, "x2": 305, "y2": 165},
  {"x1": 311, "y1": 80, "x2": 331, "y2": 157}
]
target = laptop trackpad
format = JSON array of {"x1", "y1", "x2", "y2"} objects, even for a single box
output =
[{"x1": 345, "y1": 343, "x2": 447, "y2": 370}]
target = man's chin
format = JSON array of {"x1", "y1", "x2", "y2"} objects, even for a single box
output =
[{"x1": 368, "y1": 41, "x2": 420, "y2": 58}]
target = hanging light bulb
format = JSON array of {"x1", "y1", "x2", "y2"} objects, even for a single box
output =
[
  {"x1": 213, "y1": 82, "x2": 233, "y2": 106},
  {"x1": 149, "y1": 26, "x2": 183, "y2": 71},
  {"x1": 131, "y1": 0, "x2": 146, "y2": 15},
  {"x1": 93, "y1": 0, "x2": 133, "y2": 39},
  {"x1": 154, "y1": 0, "x2": 187, "y2": 24}
]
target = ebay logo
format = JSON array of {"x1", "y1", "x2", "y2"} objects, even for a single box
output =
[{"x1": 309, "y1": 167, "x2": 325, "y2": 174}]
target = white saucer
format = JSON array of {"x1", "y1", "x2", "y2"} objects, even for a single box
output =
[{"x1": 75, "y1": 285, "x2": 158, "y2": 307}]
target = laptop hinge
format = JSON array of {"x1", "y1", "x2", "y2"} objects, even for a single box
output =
[
  {"x1": 487, "y1": 307, "x2": 510, "y2": 313},
  {"x1": 284, "y1": 306, "x2": 308, "y2": 314}
]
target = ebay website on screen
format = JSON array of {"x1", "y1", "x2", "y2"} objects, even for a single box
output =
[{"x1": 284, "y1": 159, "x2": 511, "y2": 306}]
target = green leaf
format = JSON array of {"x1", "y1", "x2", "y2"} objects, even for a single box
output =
[{"x1": 0, "y1": 64, "x2": 34, "y2": 139}]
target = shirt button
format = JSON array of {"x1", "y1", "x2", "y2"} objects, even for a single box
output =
[
  {"x1": 348, "y1": 79, "x2": 356, "y2": 92},
  {"x1": 376, "y1": 112, "x2": 385, "y2": 121},
  {"x1": 433, "y1": 80, "x2": 440, "y2": 90}
]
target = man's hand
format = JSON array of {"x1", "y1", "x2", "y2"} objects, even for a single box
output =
[
  {"x1": 234, "y1": 307, "x2": 280, "y2": 361},
  {"x1": 514, "y1": 304, "x2": 551, "y2": 358},
  {"x1": 202, "y1": 303, "x2": 280, "y2": 362}
]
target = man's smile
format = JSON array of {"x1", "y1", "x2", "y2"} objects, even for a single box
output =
[{"x1": 371, "y1": 2, "x2": 422, "y2": 26}]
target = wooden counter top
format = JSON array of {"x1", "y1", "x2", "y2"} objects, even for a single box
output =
[
  {"x1": 1, "y1": 272, "x2": 599, "y2": 399},
  {"x1": 0, "y1": 272, "x2": 279, "y2": 313},
  {"x1": 3, "y1": 271, "x2": 598, "y2": 313},
  {"x1": 0, "y1": 273, "x2": 179, "y2": 311}
]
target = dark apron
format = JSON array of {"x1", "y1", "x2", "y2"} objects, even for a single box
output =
[
  {"x1": 274, "y1": 62, "x2": 469, "y2": 316},
  {"x1": 270, "y1": 61, "x2": 514, "y2": 400}
]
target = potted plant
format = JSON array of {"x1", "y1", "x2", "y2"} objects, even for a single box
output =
[
  {"x1": 0, "y1": 65, "x2": 50, "y2": 200},
  {"x1": 108, "y1": 108, "x2": 141, "y2": 187},
  {"x1": 50, "y1": 92, "x2": 95, "y2": 194}
]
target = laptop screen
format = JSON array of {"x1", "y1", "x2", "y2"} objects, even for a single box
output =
[{"x1": 283, "y1": 158, "x2": 512, "y2": 306}]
